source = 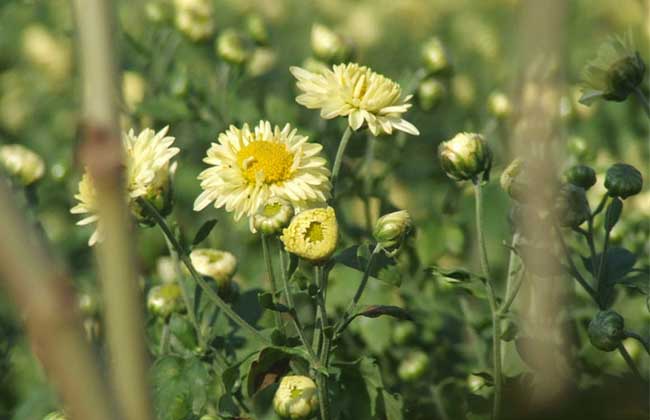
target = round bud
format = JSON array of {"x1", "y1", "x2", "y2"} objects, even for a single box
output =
[
  {"x1": 398, "y1": 351, "x2": 430, "y2": 382},
  {"x1": 216, "y1": 29, "x2": 250, "y2": 65},
  {"x1": 604, "y1": 163, "x2": 643, "y2": 199},
  {"x1": 392, "y1": 321, "x2": 416, "y2": 345},
  {"x1": 373, "y1": 210, "x2": 412, "y2": 249},
  {"x1": 555, "y1": 184, "x2": 590, "y2": 228},
  {"x1": 245, "y1": 14, "x2": 268, "y2": 45},
  {"x1": 273, "y1": 375, "x2": 319, "y2": 419},
  {"x1": 0, "y1": 144, "x2": 45, "y2": 186},
  {"x1": 421, "y1": 37, "x2": 450, "y2": 74},
  {"x1": 147, "y1": 283, "x2": 184, "y2": 318},
  {"x1": 588, "y1": 310, "x2": 625, "y2": 352},
  {"x1": 246, "y1": 47, "x2": 277, "y2": 77},
  {"x1": 487, "y1": 91, "x2": 511, "y2": 119},
  {"x1": 564, "y1": 165, "x2": 596, "y2": 190},
  {"x1": 253, "y1": 198, "x2": 294, "y2": 235},
  {"x1": 417, "y1": 78, "x2": 445, "y2": 111},
  {"x1": 438, "y1": 132, "x2": 492, "y2": 182},
  {"x1": 190, "y1": 249, "x2": 237, "y2": 291},
  {"x1": 310, "y1": 23, "x2": 349, "y2": 63},
  {"x1": 173, "y1": 0, "x2": 215, "y2": 41},
  {"x1": 500, "y1": 158, "x2": 526, "y2": 201},
  {"x1": 467, "y1": 373, "x2": 487, "y2": 393},
  {"x1": 281, "y1": 207, "x2": 338, "y2": 263}
]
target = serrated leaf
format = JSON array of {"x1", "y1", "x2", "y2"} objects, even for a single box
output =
[{"x1": 192, "y1": 219, "x2": 217, "y2": 246}]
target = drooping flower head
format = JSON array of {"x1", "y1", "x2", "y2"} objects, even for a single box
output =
[
  {"x1": 193, "y1": 121, "x2": 331, "y2": 227},
  {"x1": 280, "y1": 207, "x2": 338, "y2": 263},
  {"x1": 580, "y1": 33, "x2": 646, "y2": 104},
  {"x1": 290, "y1": 63, "x2": 419, "y2": 136},
  {"x1": 71, "y1": 126, "x2": 179, "y2": 246}
]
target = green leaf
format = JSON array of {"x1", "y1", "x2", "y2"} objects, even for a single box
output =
[
  {"x1": 355, "y1": 305, "x2": 413, "y2": 322},
  {"x1": 333, "y1": 244, "x2": 399, "y2": 286},
  {"x1": 604, "y1": 198, "x2": 623, "y2": 232},
  {"x1": 257, "y1": 291, "x2": 290, "y2": 313},
  {"x1": 582, "y1": 247, "x2": 637, "y2": 282},
  {"x1": 427, "y1": 266, "x2": 487, "y2": 298},
  {"x1": 138, "y1": 95, "x2": 191, "y2": 121},
  {"x1": 152, "y1": 356, "x2": 209, "y2": 420},
  {"x1": 615, "y1": 267, "x2": 649, "y2": 294},
  {"x1": 245, "y1": 347, "x2": 291, "y2": 398},
  {"x1": 192, "y1": 219, "x2": 217, "y2": 246},
  {"x1": 357, "y1": 357, "x2": 404, "y2": 419}
]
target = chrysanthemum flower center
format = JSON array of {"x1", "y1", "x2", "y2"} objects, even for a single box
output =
[
  {"x1": 262, "y1": 203, "x2": 282, "y2": 217},
  {"x1": 237, "y1": 140, "x2": 294, "y2": 184},
  {"x1": 304, "y1": 221, "x2": 324, "y2": 242}
]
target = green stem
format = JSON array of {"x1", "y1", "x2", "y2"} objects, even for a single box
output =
[
  {"x1": 617, "y1": 343, "x2": 642, "y2": 379},
  {"x1": 595, "y1": 227, "x2": 611, "y2": 297},
  {"x1": 624, "y1": 331, "x2": 650, "y2": 355},
  {"x1": 330, "y1": 126, "x2": 353, "y2": 198},
  {"x1": 499, "y1": 233, "x2": 523, "y2": 316},
  {"x1": 159, "y1": 319, "x2": 170, "y2": 355},
  {"x1": 362, "y1": 135, "x2": 376, "y2": 234},
  {"x1": 430, "y1": 383, "x2": 451, "y2": 420},
  {"x1": 473, "y1": 183, "x2": 502, "y2": 420},
  {"x1": 138, "y1": 198, "x2": 271, "y2": 346},
  {"x1": 261, "y1": 234, "x2": 282, "y2": 331},
  {"x1": 634, "y1": 87, "x2": 650, "y2": 118},
  {"x1": 555, "y1": 225, "x2": 598, "y2": 302},
  {"x1": 314, "y1": 265, "x2": 331, "y2": 420}
]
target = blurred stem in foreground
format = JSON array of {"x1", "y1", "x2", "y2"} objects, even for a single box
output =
[
  {"x1": 73, "y1": 1, "x2": 153, "y2": 419},
  {"x1": 473, "y1": 182, "x2": 502, "y2": 420},
  {"x1": 138, "y1": 198, "x2": 272, "y2": 346},
  {"x1": 0, "y1": 180, "x2": 116, "y2": 420}
]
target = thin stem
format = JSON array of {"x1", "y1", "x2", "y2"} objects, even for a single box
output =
[
  {"x1": 499, "y1": 234, "x2": 523, "y2": 316},
  {"x1": 499, "y1": 269, "x2": 526, "y2": 316},
  {"x1": 314, "y1": 266, "x2": 331, "y2": 420},
  {"x1": 159, "y1": 320, "x2": 170, "y2": 355},
  {"x1": 617, "y1": 343, "x2": 642, "y2": 379},
  {"x1": 330, "y1": 126, "x2": 353, "y2": 198},
  {"x1": 634, "y1": 87, "x2": 650, "y2": 118},
  {"x1": 591, "y1": 194, "x2": 608, "y2": 218},
  {"x1": 595, "y1": 227, "x2": 611, "y2": 296},
  {"x1": 473, "y1": 183, "x2": 501, "y2": 420},
  {"x1": 138, "y1": 198, "x2": 271, "y2": 346},
  {"x1": 362, "y1": 135, "x2": 377, "y2": 234},
  {"x1": 555, "y1": 226, "x2": 598, "y2": 302},
  {"x1": 261, "y1": 234, "x2": 282, "y2": 331},
  {"x1": 430, "y1": 383, "x2": 451, "y2": 420},
  {"x1": 581, "y1": 222, "x2": 598, "y2": 275}
]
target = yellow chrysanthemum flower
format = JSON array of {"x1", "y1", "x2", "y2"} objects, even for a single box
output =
[
  {"x1": 290, "y1": 63, "x2": 419, "y2": 136},
  {"x1": 71, "y1": 126, "x2": 179, "y2": 246},
  {"x1": 280, "y1": 207, "x2": 338, "y2": 263},
  {"x1": 193, "y1": 121, "x2": 331, "y2": 227}
]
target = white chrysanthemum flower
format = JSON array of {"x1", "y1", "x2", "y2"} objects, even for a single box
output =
[
  {"x1": 193, "y1": 121, "x2": 331, "y2": 227},
  {"x1": 290, "y1": 63, "x2": 419, "y2": 136},
  {"x1": 71, "y1": 126, "x2": 179, "y2": 246}
]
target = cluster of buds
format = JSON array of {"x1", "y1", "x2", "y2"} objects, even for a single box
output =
[
  {"x1": 0, "y1": 144, "x2": 45, "y2": 187},
  {"x1": 438, "y1": 132, "x2": 492, "y2": 183},
  {"x1": 273, "y1": 375, "x2": 319, "y2": 419}
]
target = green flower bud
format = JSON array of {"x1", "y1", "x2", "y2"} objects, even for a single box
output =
[
  {"x1": 398, "y1": 351, "x2": 430, "y2": 382},
  {"x1": 0, "y1": 144, "x2": 45, "y2": 186},
  {"x1": 564, "y1": 164, "x2": 596, "y2": 190},
  {"x1": 245, "y1": 14, "x2": 268, "y2": 45},
  {"x1": 487, "y1": 91, "x2": 511, "y2": 119},
  {"x1": 147, "y1": 283, "x2": 184, "y2": 318},
  {"x1": 310, "y1": 23, "x2": 349, "y2": 63},
  {"x1": 421, "y1": 37, "x2": 450, "y2": 74},
  {"x1": 604, "y1": 163, "x2": 643, "y2": 199},
  {"x1": 190, "y1": 248, "x2": 237, "y2": 290},
  {"x1": 392, "y1": 321, "x2": 416, "y2": 345},
  {"x1": 373, "y1": 210, "x2": 412, "y2": 249},
  {"x1": 43, "y1": 411, "x2": 67, "y2": 420},
  {"x1": 555, "y1": 184, "x2": 590, "y2": 228},
  {"x1": 253, "y1": 198, "x2": 294, "y2": 235},
  {"x1": 438, "y1": 132, "x2": 492, "y2": 182},
  {"x1": 216, "y1": 29, "x2": 251, "y2": 65},
  {"x1": 500, "y1": 158, "x2": 526, "y2": 201},
  {"x1": 273, "y1": 375, "x2": 319, "y2": 419},
  {"x1": 588, "y1": 310, "x2": 625, "y2": 352},
  {"x1": 173, "y1": 0, "x2": 215, "y2": 41},
  {"x1": 246, "y1": 47, "x2": 277, "y2": 78},
  {"x1": 417, "y1": 78, "x2": 446, "y2": 111},
  {"x1": 467, "y1": 373, "x2": 488, "y2": 393}
]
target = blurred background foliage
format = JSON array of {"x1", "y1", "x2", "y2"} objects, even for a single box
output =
[{"x1": 0, "y1": 0, "x2": 648, "y2": 419}]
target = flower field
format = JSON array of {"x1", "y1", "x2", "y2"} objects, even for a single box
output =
[{"x1": 0, "y1": 1, "x2": 648, "y2": 420}]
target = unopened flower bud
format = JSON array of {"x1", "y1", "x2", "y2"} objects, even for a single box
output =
[
  {"x1": 245, "y1": 14, "x2": 269, "y2": 45},
  {"x1": 438, "y1": 132, "x2": 492, "y2": 182},
  {"x1": 392, "y1": 321, "x2": 416, "y2": 345},
  {"x1": 157, "y1": 256, "x2": 178, "y2": 283},
  {"x1": 467, "y1": 373, "x2": 488, "y2": 393},
  {"x1": 22, "y1": 25, "x2": 71, "y2": 82},
  {"x1": 173, "y1": 0, "x2": 215, "y2": 41},
  {"x1": 273, "y1": 375, "x2": 319, "y2": 420},
  {"x1": 310, "y1": 23, "x2": 349, "y2": 63},
  {"x1": 417, "y1": 78, "x2": 445, "y2": 111},
  {"x1": 421, "y1": 37, "x2": 450, "y2": 74},
  {"x1": 588, "y1": 310, "x2": 625, "y2": 352},
  {"x1": 0, "y1": 144, "x2": 45, "y2": 186},
  {"x1": 253, "y1": 198, "x2": 294, "y2": 235},
  {"x1": 246, "y1": 47, "x2": 277, "y2": 77},
  {"x1": 147, "y1": 283, "x2": 184, "y2": 318},
  {"x1": 281, "y1": 207, "x2": 338, "y2": 263},
  {"x1": 604, "y1": 163, "x2": 643, "y2": 199},
  {"x1": 216, "y1": 29, "x2": 251, "y2": 65},
  {"x1": 555, "y1": 184, "x2": 590, "y2": 228},
  {"x1": 500, "y1": 158, "x2": 526, "y2": 201},
  {"x1": 190, "y1": 248, "x2": 237, "y2": 290},
  {"x1": 564, "y1": 164, "x2": 596, "y2": 190},
  {"x1": 373, "y1": 210, "x2": 412, "y2": 249},
  {"x1": 487, "y1": 91, "x2": 511, "y2": 119},
  {"x1": 398, "y1": 351, "x2": 430, "y2": 382},
  {"x1": 122, "y1": 71, "x2": 146, "y2": 111}
]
